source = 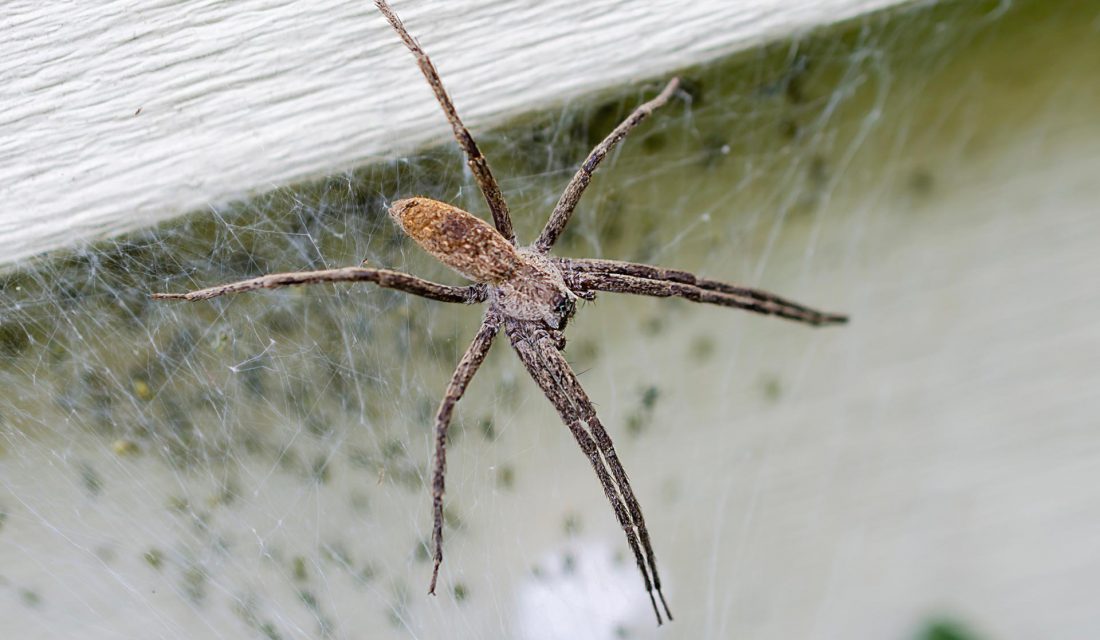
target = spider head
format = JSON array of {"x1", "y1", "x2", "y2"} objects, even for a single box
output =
[
  {"x1": 530, "y1": 287, "x2": 577, "y2": 330},
  {"x1": 492, "y1": 251, "x2": 579, "y2": 330},
  {"x1": 550, "y1": 292, "x2": 577, "y2": 328}
]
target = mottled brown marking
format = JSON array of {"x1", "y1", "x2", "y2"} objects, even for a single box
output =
[{"x1": 390, "y1": 198, "x2": 519, "y2": 283}]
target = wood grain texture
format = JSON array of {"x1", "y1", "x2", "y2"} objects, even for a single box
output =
[{"x1": 0, "y1": 0, "x2": 908, "y2": 265}]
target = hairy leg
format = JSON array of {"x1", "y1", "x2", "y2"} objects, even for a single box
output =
[
  {"x1": 508, "y1": 322, "x2": 672, "y2": 624},
  {"x1": 152, "y1": 266, "x2": 485, "y2": 304},
  {"x1": 562, "y1": 264, "x2": 847, "y2": 326},
  {"x1": 374, "y1": 0, "x2": 515, "y2": 243},
  {"x1": 534, "y1": 78, "x2": 680, "y2": 253},
  {"x1": 563, "y1": 416, "x2": 664, "y2": 623},
  {"x1": 429, "y1": 316, "x2": 500, "y2": 594}
]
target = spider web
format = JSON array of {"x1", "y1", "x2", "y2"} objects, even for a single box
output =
[{"x1": 3, "y1": 1, "x2": 1100, "y2": 639}]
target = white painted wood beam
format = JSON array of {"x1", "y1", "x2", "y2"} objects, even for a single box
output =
[{"x1": 1, "y1": 0, "x2": 909, "y2": 265}]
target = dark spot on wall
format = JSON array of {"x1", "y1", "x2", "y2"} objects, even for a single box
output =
[
  {"x1": 779, "y1": 117, "x2": 800, "y2": 140},
  {"x1": 292, "y1": 556, "x2": 308, "y2": 582},
  {"x1": 79, "y1": 462, "x2": 103, "y2": 498},
  {"x1": 20, "y1": 588, "x2": 41, "y2": 608},
  {"x1": 563, "y1": 512, "x2": 582, "y2": 535},
  {"x1": 0, "y1": 323, "x2": 30, "y2": 358},
  {"x1": 143, "y1": 548, "x2": 164, "y2": 570},
  {"x1": 760, "y1": 374, "x2": 783, "y2": 402},
  {"x1": 641, "y1": 131, "x2": 668, "y2": 154},
  {"x1": 690, "y1": 334, "x2": 716, "y2": 361},
  {"x1": 497, "y1": 465, "x2": 515, "y2": 489},
  {"x1": 561, "y1": 552, "x2": 577, "y2": 575},
  {"x1": 910, "y1": 168, "x2": 935, "y2": 195},
  {"x1": 677, "y1": 77, "x2": 704, "y2": 106},
  {"x1": 918, "y1": 619, "x2": 984, "y2": 640},
  {"x1": 479, "y1": 417, "x2": 497, "y2": 441}
]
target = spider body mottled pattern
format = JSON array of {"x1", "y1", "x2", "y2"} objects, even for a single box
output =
[{"x1": 155, "y1": 0, "x2": 847, "y2": 625}]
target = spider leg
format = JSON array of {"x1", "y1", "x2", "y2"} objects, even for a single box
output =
[
  {"x1": 564, "y1": 416, "x2": 665, "y2": 623},
  {"x1": 561, "y1": 261, "x2": 847, "y2": 326},
  {"x1": 534, "y1": 78, "x2": 680, "y2": 253},
  {"x1": 428, "y1": 315, "x2": 500, "y2": 595},
  {"x1": 152, "y1": 266, "x2": 485, "y2": 304},
  {"x1": 508, "y1": 322, "x2": 672, "y2": 625},
  {"x1": 374, "y1": 0, "x2": 515, "y2": 244}
]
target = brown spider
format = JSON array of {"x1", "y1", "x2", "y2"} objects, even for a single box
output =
[{"x1": 154, "y1": 0, "x2": 847, "y2": 625}]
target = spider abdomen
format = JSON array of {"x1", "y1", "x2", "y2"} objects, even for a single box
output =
[{"x1": 389, "y1": 197, "x2": 519, "y2": 283}]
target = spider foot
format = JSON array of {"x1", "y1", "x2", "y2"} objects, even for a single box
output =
[
  {"x1": 428, "y1": 559, "x2": 441, "y2": 596},
  {"x1": 658, "y1": 588, "x2": 673, "y2": 622},
  {"x1": 647, "y1": 591, "x2": 664, "y2": 626}
]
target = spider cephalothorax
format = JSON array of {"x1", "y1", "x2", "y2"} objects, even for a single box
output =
[
  {"x1": 490, "y1": 251, "x2": 579, "y2": 330},
  {"x1": 155, "y1": 0, "x2": 846, "y2": 625}
]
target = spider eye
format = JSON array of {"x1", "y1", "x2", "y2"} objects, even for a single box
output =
[{"x1": 554, "y1": 295, "x2": 575, "y2": 318}]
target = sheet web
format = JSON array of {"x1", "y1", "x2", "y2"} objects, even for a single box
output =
[{"x1": 2, "y1": 1, "x2": 1096, "y2": 638}]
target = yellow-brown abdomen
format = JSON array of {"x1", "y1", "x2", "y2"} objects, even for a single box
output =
[{"x1": 389, "y1": 197, "x2": 519, "y2": 283}]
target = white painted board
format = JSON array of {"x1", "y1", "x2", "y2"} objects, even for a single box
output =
[{"x1": 1, "y1": 0, "x2": 909, "y2": 265}]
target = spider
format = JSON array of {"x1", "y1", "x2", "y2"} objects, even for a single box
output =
[{"x1": 154, "y1": 0, "x2": 847, "y2": 625}]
